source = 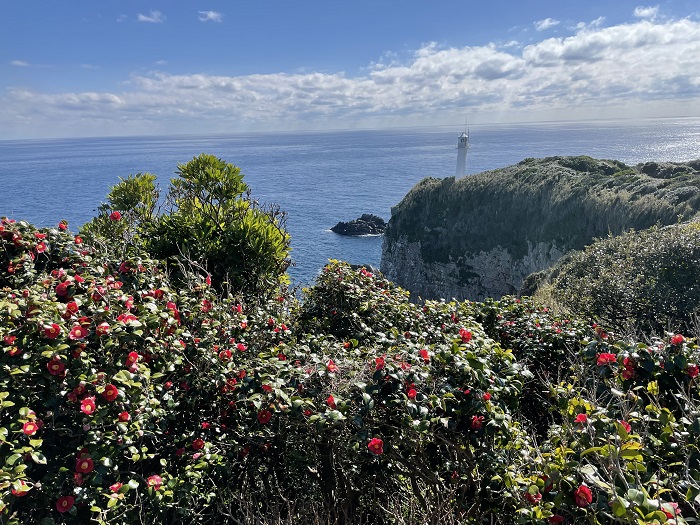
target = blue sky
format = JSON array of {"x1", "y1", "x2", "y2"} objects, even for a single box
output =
[{"x1": 2, "y1": 1, "x2": 699, "y2": 139}]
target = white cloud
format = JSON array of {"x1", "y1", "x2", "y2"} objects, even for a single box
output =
[
  {"x1": 137, "y1": 10, "x2": 165, "y2": 23},
  {"x1": 535, "y1": 18, "x2": 560, "y2": 31},
  {"x1": 198, "y1": 11, "x2": 222, "y2": 23},
  {"x1": 117, "y1": 14, "x2": 128, "y2": 23},
  {"x1": 10, "y1": 60, "x2": 29, "y2": 67},
  {"x1": 634, "y1": 6, "x2": 659, "y2": 19},
  {"x1": 2, "y1": 17, "x2": 700, "y2": 137}
]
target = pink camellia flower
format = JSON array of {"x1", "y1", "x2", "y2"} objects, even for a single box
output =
[
  {"x1": 68, "y1": 324, "x2": 89, "y2": 341},
  {"x1": 670, "y1": 334, "x2": 685, "y2": 345},
  {"x1": 236, "y1": 343, "x2": 247, "y2": 352},
  {"x1": 367, "y1": 437, "x2": 384, "y2": 455},
  {"x1": 471, "y1": 415, "x2": 484, "y2": 430},
  {"x1": 205, "y1": 274, "x2": 212, "y2": 286},
  {"x1": 257, "y1": 410, "x2": 273, "y2": 424},
  {"x1": 574, "y1": 413, "x2": 588, "y2": 424},
  {"x1": 43, "y1": 323, "x2": 62, "y2": 339},
  {"x1": 574, "y1": 484, "x2": 593, "y2": 507},
  {"x1": 118, "y1": 411, "x2": 130, "y2": 422},
  {"x1": 192, "y1": 438, "x2": 205, "y2": 450},
  {"x1": 102, "y1": 384, "x2": 119, "y2": 402},
  {"x1": 22, "y1": 421, "x2": 39, "y2": 435},
  {"x1": 47, "y1": 357, "x2": 65, "y2": 376},
  {"x1": 56, "y1": 495, "x2": 75, "y2": 513},
  {"x1": 109, "y1": 482, "x2": 123, "y2": 493},
  {"x1": 109, "y1": 211, "x2": 122, "y2": 221},
  {"x1": 459, "y1": 328, "x2": 472, "y2": 343},
  {"x1": 326, "y1": 395, "x2": 337, "y2": 409},
  {"x1": 80, "y1": 396, "x2": 97, "y2": 415},
  {"x1": 96, "y1": 322, "x2": 110, "y2": 336},
  {"x1": 326, "y1": 359, "x2": 339, "y2": 373},
  {"x1": 687, "y1": 364, "x2": 699, "y2": 378},
  {"x1": 75, "y1": 456, "x2": 94, "y2": 474},
  {"x1": 596, "y1": 353, "x2": 617, "y2": 366},
  {"x1": 147, "y1": 474, "x2": 162, "y2": 490}
]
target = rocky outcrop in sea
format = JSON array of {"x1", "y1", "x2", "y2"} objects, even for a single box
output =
[{"x1": 331, "y1": 214, "x2": 386, "y2": 236}]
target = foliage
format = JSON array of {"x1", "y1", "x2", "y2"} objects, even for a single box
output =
[
  {"x1": 534, "y1": 221, "x2": 700, "y2": 333},
  {"x1": 3, "y1": 154, "x2": 700, "y2": 524},
  {"x1": 81, "y1": 154, "x2": 291, "y2": 300},
  {"x1": 381, "y1": 156, "x2": 700, "y2": 301}
]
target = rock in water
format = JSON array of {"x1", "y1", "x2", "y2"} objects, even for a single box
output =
[{"x1": 331, "y1": 214, "x2": 386, "y2": 236}]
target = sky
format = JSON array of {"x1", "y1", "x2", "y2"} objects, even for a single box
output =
[{"x1": 1, "y1": 1, "x2": 700, "y2": 139}]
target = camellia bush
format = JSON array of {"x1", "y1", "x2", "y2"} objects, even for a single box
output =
[{"x1": 2, "y1": 156, "x2": 699, "y2": 524}]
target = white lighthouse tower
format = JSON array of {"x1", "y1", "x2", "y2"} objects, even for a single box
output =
[{"x1": 455, "y1": 129, "x2": 470, "y2": 179}]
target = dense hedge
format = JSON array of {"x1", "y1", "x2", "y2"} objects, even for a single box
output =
[{"x1": 533, "y1": 221, "x2": 700, "y2": 333}]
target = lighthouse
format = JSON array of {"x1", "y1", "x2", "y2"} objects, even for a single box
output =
[{"x1": 455, "y1": 130, "x2": 470, "y2": 179}]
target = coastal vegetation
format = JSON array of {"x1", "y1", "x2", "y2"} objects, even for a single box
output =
[
  {"x1": 1, "y1": 155, "x2": 699, "y2": 524},
  {"x1": 381, "y1": 156, "x2": 700, "y2": 300}
]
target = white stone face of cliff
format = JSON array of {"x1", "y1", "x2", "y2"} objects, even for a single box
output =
[{"x1": 380, "y1": 235, "x2": 566, "y2": 301}]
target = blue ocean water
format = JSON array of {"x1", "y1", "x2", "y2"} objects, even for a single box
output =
[{"x1": 1, "y1": 118, "x2": 699, "y2": 287}]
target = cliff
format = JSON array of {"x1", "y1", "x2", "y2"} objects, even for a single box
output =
[{"x1": 380, "y1": 156, "x2": 700, "y2": 301}]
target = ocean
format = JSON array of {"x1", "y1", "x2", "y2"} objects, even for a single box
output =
[{"x1": 1, "y1": 117, "x2": 699, "y2": 288}]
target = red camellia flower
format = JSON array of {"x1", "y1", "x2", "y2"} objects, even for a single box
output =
[
  {"x1": 459, "y1": 328, "x2": 472, "y2": 343},
  {"x1": 125, "y1": 352, "x2": 139, "y2": 367},
  {"x1": 574, "y1": 413, "x2": 588, "y2": 424},
  {"x1": 65, "y1": 301, "x2": 79, "y2": 316},
  {"x1": 596, "y1": 353, "x2": 617, "y2": 366},
  {"x1": 670, "y1": 334, "x2": 685, "y2": 345},
  {"x1": 525, "y1": 491, "x2": 542, "y2": 504},
  {"x1": 74, "y1": 236, "x2": 82, "y2": 244},
  {"x1": 109, "y1": 482, "x2": 123, "y2": 493},
  {"x1": 482, "y1": 392, "x2": 491, "y2": 401},
  {"x1": 22, "y1": 421, "x2": 39, "y2": 435},
  {"x1": 574, "y1": 484, "x2": 593, "y2": 507},
  {"x1": 43, "y1": 323, "x2": 62, "y2": 339},
  {"x1": 11, "y1": 480, "x2": 31, "y2": 497},
  {"x1": 75, "y1": 456, "x2": 94, "y2": 473},
  {"x1": 618, "y1": 420, "x2": 632, "y2": 433},
  {"x1": 118, "y1": 411, "x2": 130, "y2": 422},
  {"x1": 80, "y1": 396, "x2": 97, "y2": 415},
  {"x1": 3, "y1": 335, "x2": 17, "y2": 346},
  {"x1": 257, "y1": 410, "x2": 273, "y2": 424},
  {"x1": 47, "y1": 357, "x2": 65, "y2": 376},
  {"x1": 407, "y1": 388, "x2": 417, "y2": 399},
  {"x1": 68, "y1": 324, "x2": 89, "y2": 341},
  {"x1": 219, "y1": 349, "x2": 232, "y2": 360},
  {"x1": 55, "y1": 281, "x2": 70, "y2": 297},
  {"x1": 419, "y1": 349, "x2": 430, "y2": 363},
  {"x1": 471, "y1": 415, "x2": 485, "y2": 429},
  {"x1": 147, "y1": 474, "x2": 162, "y2": 490},
  {"x1": 102, "y1": 384, "x2": 119, "y2": 402},
  {"x1": 117, "y1": 313, "x2": 137, "y2": 324},
  {"x1": 367, "y1": 437, "x2": 384, "y2": 455},
  {"x1": 548, "y1": 516, "x2": 565, "y2": 524},
  {"x1": 688, "y1": 364, "x2": 699, "y2": 378},
  {"x1": 56, "y1": 495, "x2": 75, "y2": 513},
  {"x1": 236, "y1": 343, "x2": 247, "y2": 352},
  {"x1": 36, "y1": 241, "x2": 47, "y2": 253},
  {"x1": 192, "y1": 438, "x2": 205, "y2": 450},
  {"x1": 375, "y1": 355, "x2": 385, "y2": 370},
  {"x1": 109, "y1": 211, "x2": 122, "y2": 221},
  {"x1": 326, "y1": 359, "x2": 339, "y2": 373},
  {"x1": 326, "y1": 395, "x2": 337, "y2": 409}
]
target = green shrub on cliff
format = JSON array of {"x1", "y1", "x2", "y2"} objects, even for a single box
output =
[{"x1": 533, "y1": 221, "x2": 700, "y2": 333}]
